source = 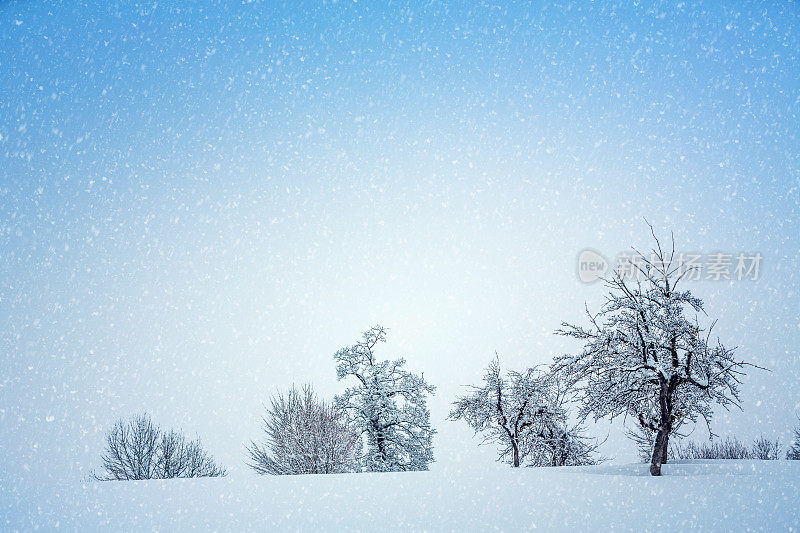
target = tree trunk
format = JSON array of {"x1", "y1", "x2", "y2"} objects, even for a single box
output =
[
  {"x1": 512, "y1": 440, "x2": 520, "y2": 467},
  {"x1": 650, "y1": 427, "x2": 668, "y2": 476},
  {"x1": 376, "y1": 434, "x2": 386, "y2": 464},
  {"x1": 650, "y1": 378, "x2": 675, "y2": 476},
  {"x1": 374, "y1": 420, "x2": 387, "y2": 471}
]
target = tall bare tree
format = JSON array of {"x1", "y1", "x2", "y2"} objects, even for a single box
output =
[{"x1": 556, "y1": 228, "x2": 754, "y2": 476}]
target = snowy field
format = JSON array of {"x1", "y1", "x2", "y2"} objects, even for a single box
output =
[{"x1": 3, "y1": 460, "x2": 798, "y2": 531}]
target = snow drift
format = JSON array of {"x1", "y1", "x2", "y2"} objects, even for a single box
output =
[{"x1": 3, "y1": 460, "x2": 798, "y2": 531}]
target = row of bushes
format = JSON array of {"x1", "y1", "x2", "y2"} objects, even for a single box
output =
[
  {"x1": 632, "y1": 431, "x2": 799, "y2": 463},
  {"x1": 94, "y1": 385, "x2": 359, "y2": 480},
  {"x1": 670, "y1": 436, "x2": 784, "y2": 461},
  {"x1": 95, "y1": 411, "x2": 800, "y2": 481}
]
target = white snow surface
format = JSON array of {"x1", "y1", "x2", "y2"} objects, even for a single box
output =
[{"x1": 3, "y1": 460, "x2": 798, "y2": 531}]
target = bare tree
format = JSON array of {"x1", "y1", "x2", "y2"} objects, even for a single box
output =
[
  {"x1": 94, "y1": 413, "x2": 226, "y2": 480},
  {"x1": 449, "y1": 357, "x2": 599, "y2": 467},
  {"x1": 556, "y1": 227, "x2": 755, "y2": 476},
  {"x1": 246, "y1": 385, "x2": 361, "y2": 475}
]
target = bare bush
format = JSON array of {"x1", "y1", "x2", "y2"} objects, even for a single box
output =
[
  {"x1": 787, "y1": 418, "x2": 800, "y2": 460},
  {"x1": 246, "y1": 385, "x2": 361, "y2": 475},
  {"x1": 669, "y1": 435, "x2": 780, "y2": 460},
  {"x1": 751, "y1": 436, "x2": 781, "y2": 460},
  {"x1": 669, "y1": 437, "x2": 750, "y2": 460},
  {"x1": 94, "y1": 413, "x2": 226, "y2": 480}
]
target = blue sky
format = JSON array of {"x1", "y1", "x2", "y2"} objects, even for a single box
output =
[{"x1": 1, "y1": 1, "x2": 799, "y2": 483}]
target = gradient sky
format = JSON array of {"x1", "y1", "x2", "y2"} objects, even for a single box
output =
[{"x1": 1, "y1": 1, "x2": 799, "y2": 484}]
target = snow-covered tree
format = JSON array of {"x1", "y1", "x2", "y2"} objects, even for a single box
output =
[
  {"x1": 246, "y1": 385, "x2": 361, "y2": 475},
  {"x1": 449, "y1": 357, "x2": 599, "y2": 467},
  {"x1": 556, "y1": 229, "x2": 753, "y2": 476},
  {"x1": 334, "y1": 325, "x2": 435, "y2": 472},
  {"x1": 787, "y1": 418, "x2": 800, "y2": 460}
]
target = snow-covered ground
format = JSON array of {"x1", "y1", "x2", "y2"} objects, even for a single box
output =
[{"x1": 3, "y1": 460, "x2": 798, "y2": 531}]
